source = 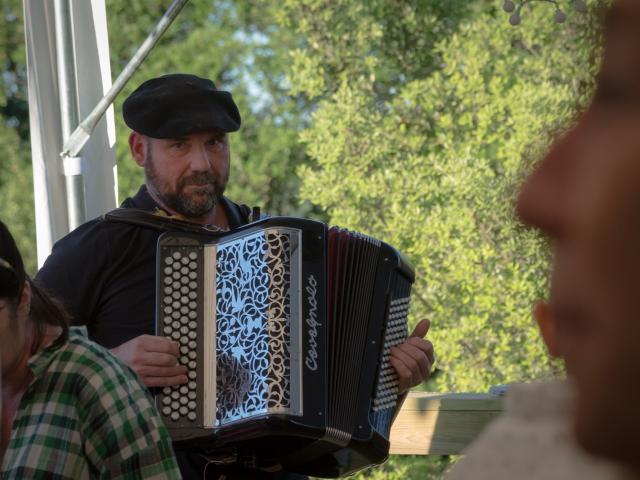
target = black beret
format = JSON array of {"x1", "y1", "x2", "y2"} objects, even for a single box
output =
[{"x1": 122, "y1": 73, "x2": 241, "y2": 138}]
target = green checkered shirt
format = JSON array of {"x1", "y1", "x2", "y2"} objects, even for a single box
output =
[{"x1": 1, "y1": 329, "x2": 181, "y2": 479}]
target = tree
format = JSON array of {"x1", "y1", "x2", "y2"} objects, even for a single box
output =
[
  {"x1": 0, "y1": 0, "x2": 35, "y2": 273},
  {"x1": 282, "y1": 0, "x2": 602, "y2": 393}
]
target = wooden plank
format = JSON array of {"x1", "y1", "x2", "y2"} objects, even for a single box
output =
[{"x1": 389, "y1": 392, "x2": 503, "y2": 455}]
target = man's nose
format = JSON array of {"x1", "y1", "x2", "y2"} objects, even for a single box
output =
[
  {"x1": 189, "y1": 145, "x2": 211, "y2": 172},
  {"x1": 516, "y1": 137, "x2": 572, "y2": 237}
]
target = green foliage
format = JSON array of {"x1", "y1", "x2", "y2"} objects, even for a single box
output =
[
  {"x1": 0, "y1": 120, "x2": 36, "y2": 274},
  {"x1": 333, "y1": 455, "x2": 453, "y2": 480},
  {"x1": 0, "y1": 0, "x2": 35, "y2": 273},
  {"x1": 278, "y1": 0, "x2": 473, "y2": 100},
  {"x1": 0, "y1": 0, "x2": 28, "y2": 141},
  {"x1": 284, "y1": 1, "x2": 602, "y2": 392}
]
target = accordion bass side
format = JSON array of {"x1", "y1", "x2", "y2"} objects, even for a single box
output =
[{"x1": 155, "y1": 216, "x2": 415, "y2": 477}]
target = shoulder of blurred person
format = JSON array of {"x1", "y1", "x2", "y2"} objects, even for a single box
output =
[{"x1": 445, "y1": 380, "x2": 635, "y2": 480}]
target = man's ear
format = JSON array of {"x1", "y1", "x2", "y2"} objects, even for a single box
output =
[
  {"x1": 129, "y1": 132, "x2": 147, "y2": 167},
  {"x1": 534, "y1": 301, "x2": 561, "y2": 358}
]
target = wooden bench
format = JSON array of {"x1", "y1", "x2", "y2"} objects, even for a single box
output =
[{"x1": 389, "y1": 392, "x2": 503, "y2": 455}]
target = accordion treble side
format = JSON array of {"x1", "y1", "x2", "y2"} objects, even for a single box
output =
[{"x1": 155, "y1": 217, "x2": 414, "y2": 477}]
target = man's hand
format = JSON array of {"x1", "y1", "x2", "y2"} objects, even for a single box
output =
[
  {"x1": 390, "y1": 319, "x2": 435, "y2": 393},
  {"x1": 110, "y1": 335, "x2": 188, "y2": 388}
]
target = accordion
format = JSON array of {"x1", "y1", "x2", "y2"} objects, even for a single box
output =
[{"x1": 155, "y1": 216, "x2": 414, "y2": 477}]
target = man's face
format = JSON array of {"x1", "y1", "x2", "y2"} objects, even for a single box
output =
[
  {"x1": 140, "y1": 130, "x2": 230, "y2": 219},
  {"x1": 517, "y1": 0, "x2": 640, "y2": 469}
]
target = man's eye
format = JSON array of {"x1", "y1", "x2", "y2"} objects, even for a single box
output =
[{"x1": 172, "y1": 142, "x2": 187, "y2": 149}]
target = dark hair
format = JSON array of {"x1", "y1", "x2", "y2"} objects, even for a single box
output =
[{"x1": 0, "y1": 220, "x2": 69, "y2": 352}]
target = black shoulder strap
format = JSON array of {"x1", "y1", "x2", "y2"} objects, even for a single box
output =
[
  {"x1": 103, "y1": 203, "x2": 264, "y2": 233},
  {"x1": 223, "y1": 198, "x2": 253, "y2": 228},
  {"x1": 102, "y1": 208, "x2": 216, "y2": 234}
]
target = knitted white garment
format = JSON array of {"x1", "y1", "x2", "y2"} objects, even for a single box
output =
[{"x1": 445, "y1": 380, "x2": 635, "y2": 480}]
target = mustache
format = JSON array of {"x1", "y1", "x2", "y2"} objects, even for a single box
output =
[{"x1": 179, "y1": 172, "x2": 217, "y2": 188}]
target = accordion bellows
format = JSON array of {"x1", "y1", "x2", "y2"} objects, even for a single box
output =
[{"x1": 156, "y1": 217, "x2": 414, "y2": 477}]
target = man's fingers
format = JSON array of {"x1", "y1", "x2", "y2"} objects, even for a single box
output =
[
  {"x1": 392, "y1": 344, "x2": 431, "y2": 381},
  {"x1": 410, "y1": 318, "x2": 431, "y2": 338},
  {"x1": 405, "y1": 336, "x2": 435, "y2": 364},
  {"x1": 391, "y1": 347, "x2": 423, "y2": 387},
  {"x1": 143, "y1": 374, "x2": 188, "y2": 388},
  {"x1": 389, "y1": 356, "x2": 412, "y2": 392},
  {"x1": 139, "y1": 351, "x2": 181, "y2": 368},
  {"x1": 138, "y1": 335, "x2": 180, "y2": 356}
]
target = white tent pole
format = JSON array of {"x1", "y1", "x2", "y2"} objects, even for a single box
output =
[
  {"x1": 24, "y1": 0, "x2": 118, "y2": 267},
  {"x1": 54, "y1": 0, "x2": 86, "y2": 230}
]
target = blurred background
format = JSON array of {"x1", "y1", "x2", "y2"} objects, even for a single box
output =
[{"x1": 0, "y1": 0, "x2": 605, "y2": 477}]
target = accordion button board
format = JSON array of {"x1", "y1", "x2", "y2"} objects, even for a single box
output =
[{"x1": 157, "y1": 249, "x2": 202, "y2": 426}]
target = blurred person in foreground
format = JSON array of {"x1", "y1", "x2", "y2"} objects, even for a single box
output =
[
  {"x1": 449, "y1": 0, "x2": 640, "y2": 477},
  {"x1": 518, "y1": 0, "x2": 640, "y2": 472},
  {"x1": 0, "y1": 220, "x2": 180, "y2": 478}
]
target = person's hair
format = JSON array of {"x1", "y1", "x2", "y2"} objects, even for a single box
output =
[{"x1": 0, "y1": 220, "x2": 69, "y2": 352}]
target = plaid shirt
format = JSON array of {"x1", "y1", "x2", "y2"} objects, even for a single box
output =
[{"x1": 1, "y1": 329, "x2": 181, "y2": 479}]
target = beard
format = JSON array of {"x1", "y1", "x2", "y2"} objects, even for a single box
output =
[{"x1": 144, "y1": 152, "x2": 228, "y2": 219}]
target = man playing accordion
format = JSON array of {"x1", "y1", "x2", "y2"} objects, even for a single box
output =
[{"x1": 35, "y1": 73, "x2": 434, "y2": 479}]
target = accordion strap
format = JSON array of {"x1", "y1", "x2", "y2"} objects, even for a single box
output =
[
  {"x1": 103, "y1": 200, "x2": 261, "y2": 234},
  {"x1": 102, "y1": 208, "x2": 220, "y2": 234}
]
